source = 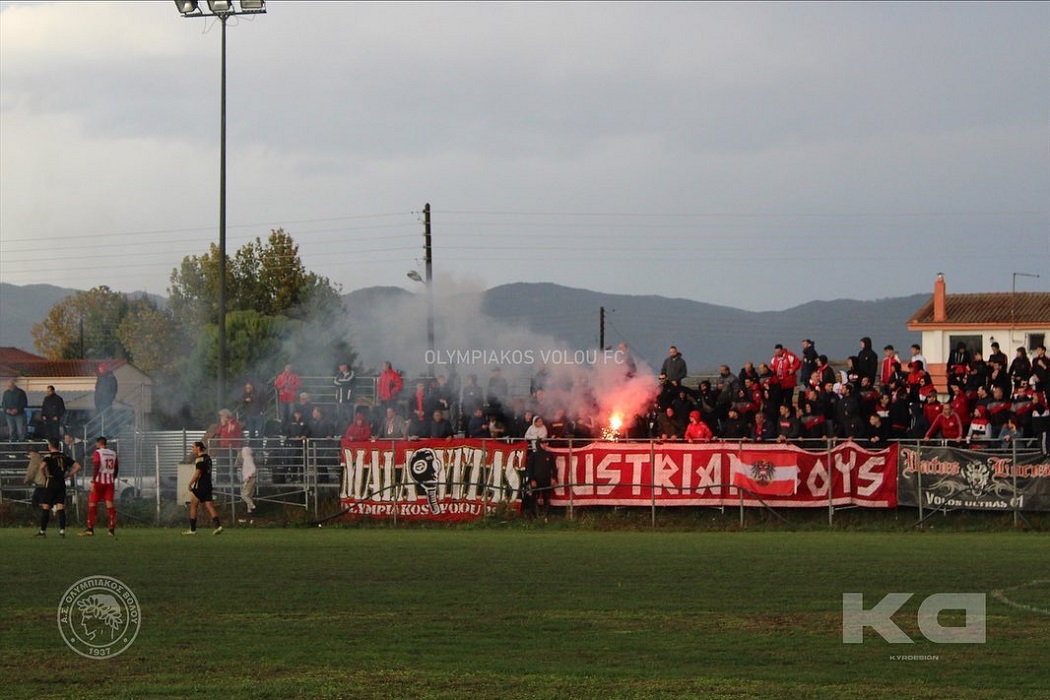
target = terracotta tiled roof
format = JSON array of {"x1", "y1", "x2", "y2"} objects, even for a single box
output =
[
  {"x1": 0, "y1": 347, "x2": 45, "y2": 363},
  {"x1": 0, "y1": 357, "x2": 127, "y2": 378},
  {"x1": 908, "y1": 292, "x2": 1050, "y2": 326}
]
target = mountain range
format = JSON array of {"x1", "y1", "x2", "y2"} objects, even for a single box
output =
[
  {"x1": 342, "y1": 282, "x2": 925, "y2": 373},
  {"x1": 1, "y1": 281, "x2": 925, "y2": 373}
]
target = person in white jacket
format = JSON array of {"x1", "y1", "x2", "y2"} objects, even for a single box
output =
[{"x1": 240, "y1": 445, "x2": 258, "y2": 517}]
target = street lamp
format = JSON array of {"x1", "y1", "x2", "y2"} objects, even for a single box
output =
[
  {"x1": 174, "y1": 0, "x2": 266, "y2": 411},
  {"x1": 407, "y1": 204, "x2": 435, "y2": 375},
  {"x1": 406, "y1": 264, "x2": 436, "y2": 376}
]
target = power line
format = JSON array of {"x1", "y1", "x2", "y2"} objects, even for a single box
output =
[{"x1": 439, "y1": 208, "x2": 1049, "y2": 218}]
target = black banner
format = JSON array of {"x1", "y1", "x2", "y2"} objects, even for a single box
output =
[{"x1": 898, "y1": 445, "x2": 1050, "y2": 511}]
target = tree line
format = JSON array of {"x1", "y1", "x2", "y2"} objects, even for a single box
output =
[{"x1": 32, "y1": 229, "x2": 356, "y2": 426}]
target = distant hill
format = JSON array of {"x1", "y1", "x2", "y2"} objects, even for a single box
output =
[
  {"x1": 3, "y1": 281, "x2": 925, "y2": 374},
  {"x1": 0, "y1": 283, "x2": 166, "y2": 353},
  {"x1": 343, "y1": 282, "x2": 926, "y2": 375},
  {"x1": 0, "y1": 284, "x2": 79, "y2": 352},
  {"x1": 484, "y1": 283, "x2": 925, "y2": 371}
]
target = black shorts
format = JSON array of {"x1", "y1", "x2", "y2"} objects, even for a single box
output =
[
  {"x1": 31, "y1": 487, "x2": 48, "y2": 509},
  {"x1": 40, "y1": 484, "x2": 66, "y2": 507},
  {"x1": 191, "y1": 481, "x2": 214, "y2": 503}
]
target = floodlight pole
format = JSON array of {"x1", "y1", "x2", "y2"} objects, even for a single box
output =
[
  {"x1": 424, "y1": 203, "x2": 435, "y2": 376},
  {"x1": 176, "y1": 1, "x2": 266, "y2": 412},
  {"x1": 218, "y1": 13, "x2": 228, "y2": 413}
]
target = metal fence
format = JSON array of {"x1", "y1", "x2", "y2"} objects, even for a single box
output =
[
  {"x1": 0, "y1": 432, "x2": 340, "y2": 524},
  {"x1": 1, "y1": 433, "x2": 1045, "y2": 528}
]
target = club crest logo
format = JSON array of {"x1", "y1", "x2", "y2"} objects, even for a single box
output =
[
  {"x1": 57, "y1": 576, "x2": 141, "y2": 659},
  {"x1": 749, "y1": 460, "x2": 777, "y2": 486},
  {"x1": 961, "y1": 461, "x2": 994, "y2": 496}
]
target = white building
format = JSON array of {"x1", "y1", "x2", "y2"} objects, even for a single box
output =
[{"x1": 906, "y1": 273, "x2": 1050, "y2": 389}]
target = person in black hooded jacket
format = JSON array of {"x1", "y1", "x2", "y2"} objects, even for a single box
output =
[{"x1": 857, "y1": 337, "x2": 879, "y2": 385}]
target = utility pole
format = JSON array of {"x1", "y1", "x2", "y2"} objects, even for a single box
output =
[
  {"x1": 424, "y1": 203, "x2": 435, "y2": 376},
  {"x1": 599, "y1": 306, "x2": 606, "y2": 350}
]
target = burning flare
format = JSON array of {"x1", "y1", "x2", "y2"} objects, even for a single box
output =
[{"x1": 602, "y1": 412, "x2": 625, "y2": 441}]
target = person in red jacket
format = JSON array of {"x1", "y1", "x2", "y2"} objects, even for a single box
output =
[
  {"x1": 921, "y1": 389, "x2": 944, "y2": 429},
  {"x1": 770, "y1": 344, "x2": 802, "y2": 409},
  {"x1": 683, "y1": 410, "x2": 713, "y2": 442},
  {"x1": 341, "y1": 410, "x2": 372, "y2": 443},
  {"x1": 274, "y1": 364, "x2": 302, "y2": 423},
  {"x1": 377, "y1": 361, "x2": 404, "y2": 411},
  {"x1": 925, "y1": 401, "x2": 965, "y2": 444},
  {"x1": 216, "y1": 409, "x2": 243, "y2": 450},
  {"x1": 949, "y1": 384, "x2": 970, "y2": 432},
  {"x1": 880, "y1": 345, "x2": 902, "y2": 389}
]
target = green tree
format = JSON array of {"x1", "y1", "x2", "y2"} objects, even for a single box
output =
[
  {"x1": 118, "y1": 304, "x2": 184, "y2": 375},
  {"x1": 168, "y1": 243, "x2": 224, "y2": 331},
  {"x1": 232, "y1": 231, "x2": 308, "y2": 316},
  {"x1": 165, "y1": 228, "x2": 354, "y2": 425},
  {"x1": 32, "y1": 286, "x2": 132, "y2": 360},
  {"x1": 173, "y1": 228, "x2": 343, "y2": 324}
]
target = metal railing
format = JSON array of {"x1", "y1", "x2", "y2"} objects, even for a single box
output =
[{"x1": 2, "y1": 432, "x2": 1046, "y2": 528}]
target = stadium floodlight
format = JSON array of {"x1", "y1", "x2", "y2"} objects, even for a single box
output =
[
  {"x1": 174, "y1": 0, "x2": 266, "y2": 413},
  {"x1": 176, "y1": 1, "x2": 265, "y2": 18}
]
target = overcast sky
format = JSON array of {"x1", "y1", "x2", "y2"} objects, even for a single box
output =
[{"x1": 1, "y1": 1, "x2": 1047, "y2": 312}]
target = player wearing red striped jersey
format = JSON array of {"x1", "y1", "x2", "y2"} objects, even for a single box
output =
[{"x1": 81, "y1": 436, "x2": 119, "y2": 537}]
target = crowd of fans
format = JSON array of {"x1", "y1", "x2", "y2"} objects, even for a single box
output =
[
  {"x1": 649, "y1": 339, "x2": 1048, "y2": 451},
  {"x1": 224, "y1": 338, "x2": 1050, "y2": 453}
]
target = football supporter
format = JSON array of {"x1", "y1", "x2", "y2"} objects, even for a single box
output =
[
  {"x1": 880, "y1": 345, "x2": 901, "y2": 389},
  {"x1": 925, "y1": 402, "x2": 965, "y2": 444},
  {"x1": 775, "y1": 404, "x2": 802, "y2": 444},
  {"x1": 770, "y1": 344, "x2": 802, "y2": 408},
  {"x1": 684, "y1": 410, "x2": 714, "y2": 442}
]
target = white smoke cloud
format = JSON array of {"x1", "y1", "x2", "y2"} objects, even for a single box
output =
[{"x1": 346, "y1": 273, "x2": 658, "y2": 426}]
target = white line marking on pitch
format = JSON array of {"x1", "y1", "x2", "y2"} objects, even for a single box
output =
[{"x1": 991, "y1": 580, "x2": 1050, "y2": 616}]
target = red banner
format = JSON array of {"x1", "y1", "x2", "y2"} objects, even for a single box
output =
[
  {"x1": 339, "y1": 439, "x2": 898, "y2": 519},
  {"x1": 340, "y1": 439, "x2": 526, "y2": 521},
  {"x1": 545, "y1": 441, "x2": 898, "y2": 508}
]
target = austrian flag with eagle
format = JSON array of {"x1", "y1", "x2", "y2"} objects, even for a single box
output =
[{"x1": 730, "y1": 452, "x2": 800, "y2": 496}]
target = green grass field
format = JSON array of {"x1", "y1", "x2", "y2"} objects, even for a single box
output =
[{"x1": 2, "y1": 525, "x2": 1047, "y2": 699}]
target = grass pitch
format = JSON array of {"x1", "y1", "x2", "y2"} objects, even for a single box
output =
[{"x1": 1, "y1": 526, "x2": 1047, "y2": 699}]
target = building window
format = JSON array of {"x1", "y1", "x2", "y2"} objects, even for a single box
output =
[
  {"x1": 949, "y1": 335, "x2": 982, "y2": 359},
  {"x1": 1029, "y1": 333, "x2": 1046, "y2": 351}
]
